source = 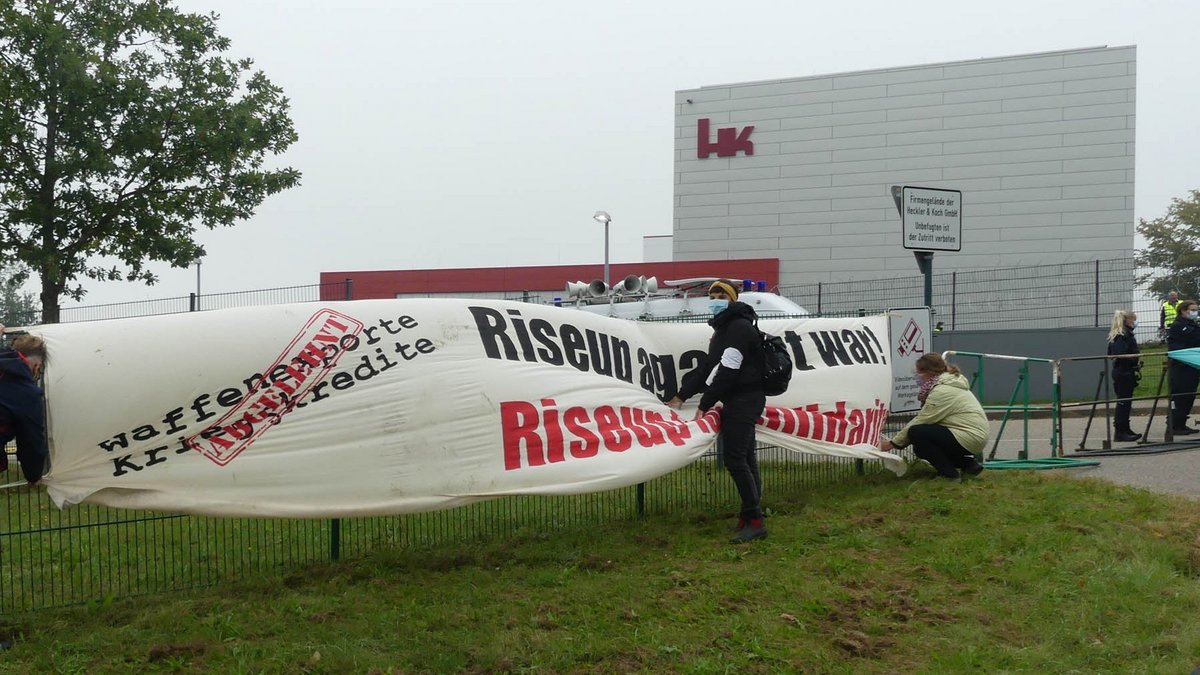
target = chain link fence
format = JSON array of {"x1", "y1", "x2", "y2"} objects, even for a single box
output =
[
  {"x1": 55, "y1": 258, "x2": 1168, "y2": 343},
  {"x1": 778, "y1": 257, "x2": 1167, "y2": 344}
]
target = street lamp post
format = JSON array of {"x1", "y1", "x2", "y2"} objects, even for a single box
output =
[{"x1": 593, "y1": 210, "x2": 612, "y2": 288}]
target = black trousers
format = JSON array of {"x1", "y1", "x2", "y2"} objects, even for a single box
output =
[
  {"x1": 719, "y1": 391, "x2": 766, "y2": 520},
  {"x1": 1169, "y1": 362, "x2": 1199, "y2": 429},
  {"x1": 908, "y1": 424, "x2": 976, "y2": 478},
  {"x1": 1112, "y1": 370, "x2": 1136, "y2": 435}
]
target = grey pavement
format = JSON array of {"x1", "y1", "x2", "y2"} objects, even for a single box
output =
[{"x1": 981, "y1": 411, "x2": 1200, "y2": 500}]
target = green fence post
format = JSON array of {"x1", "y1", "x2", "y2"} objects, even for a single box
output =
[
  {"x1": 1052, "y1": 361, "x2": 1062, "y2": 457},
  {"x1": 636, "y1": 483, "x2": 645, "y2": 517},
  {"x1": 330, "y1": 518, "x2": 341, "y2": 560},
  {"x1": 1020, "y1": 362, "x2": 1031, "y2": 460}
]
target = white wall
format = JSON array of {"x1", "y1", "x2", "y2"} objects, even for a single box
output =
[
  {"x1": 673, "y1": 46, "x2": 1136, "y2": 287},
  {"x1": 642, "y1": 235, "x2": 673, "y2": 262}
]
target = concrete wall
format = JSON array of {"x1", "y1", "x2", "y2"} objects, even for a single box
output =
[
  {"x1": 932, "y1": 326, "x2": 1109, "y2": 403},
  {"x1": 673, "y1": 46, "x2": 1137, "y2": 287}
]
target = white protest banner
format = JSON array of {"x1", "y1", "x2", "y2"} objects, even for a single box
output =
[{"x1": 34, "y1": 299, "x2": 903, "y2": 517}]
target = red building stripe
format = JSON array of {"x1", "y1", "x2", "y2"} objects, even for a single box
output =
[{"x1": 321, "y1": 259, "x2": 780, "y2": 300}]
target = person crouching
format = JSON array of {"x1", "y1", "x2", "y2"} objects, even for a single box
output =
[{"x1": 881, "y1": 353, "x2": 988, "y2": 480}]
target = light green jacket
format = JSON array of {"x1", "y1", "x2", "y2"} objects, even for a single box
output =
[{"x1": 891, "y1": 372, "x2": 989, "y2": 453}]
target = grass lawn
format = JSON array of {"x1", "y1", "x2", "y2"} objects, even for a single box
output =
[{"x1": 2, "y1": 467, "x2": 1199, "y2": 673}]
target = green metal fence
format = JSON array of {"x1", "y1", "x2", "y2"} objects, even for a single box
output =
[{"x1": 1, "y1": 448, "x2": 889, "y2": 612}]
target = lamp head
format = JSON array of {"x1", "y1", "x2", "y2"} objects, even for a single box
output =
[{"x1": 592, "y1": 210, "x2": 611, "y2": 225}]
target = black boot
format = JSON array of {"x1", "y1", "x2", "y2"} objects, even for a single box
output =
[
  {"x1": 730, "y1": 518, "x2": 767, "y2": 544},
  {"x1": 961, "y1": 457, "x2": 984, "y2": 476}
]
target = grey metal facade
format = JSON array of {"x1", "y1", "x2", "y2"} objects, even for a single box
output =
[{"x1": 673, "y1": 46, "x2": 1137, "y2": 288}]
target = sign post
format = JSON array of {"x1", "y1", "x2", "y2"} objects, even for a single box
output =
[{"x1": 892, "y1": 185, "x2": 963, "y2": 308}]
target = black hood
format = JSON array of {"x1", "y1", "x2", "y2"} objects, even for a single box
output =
[
  {"x1": 0, "y1": 349, "x2": 36, "y2": 382},
  {"x1": 709, "y1": 301, "x2": 757, "y2": 328}
]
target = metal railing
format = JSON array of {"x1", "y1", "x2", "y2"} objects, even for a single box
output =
[
  {"x1": 1, "y1": 447, "x2": 888, "y2": 612},
  {"x1": 57, "y1": 280, "x2": 355, "y2": 323},
  {"x1": 942, "y1": 350, "x2": 1058, "y2": 461},
  {"x1": 941, "y1": 347, "x2": 1200, "y2": 460},
  {"x1": 777, "y1": 258, "x2": 1167, "y2": 343}
]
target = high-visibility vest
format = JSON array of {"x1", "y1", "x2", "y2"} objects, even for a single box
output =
[{"x1": 1163, "y1": 300, "x2": 1179, "y2": 325}]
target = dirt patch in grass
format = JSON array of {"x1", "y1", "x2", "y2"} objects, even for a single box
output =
[
  {"x1": 852, "y1": 513, "x2": 886, "y2": 527},
  {"x1": 306, "y1": 609, "x2": 339, "y2": 624},
  {"x1": 832, "y1": 629, "x2": 895, "y2": 658},
  {"x1": 633, "y1": 534, "x2": 669, "y2": 548},
  {"x1": 147, "y1": 641, "x2": 208, "y2": 662},
  {"x1": 460, "y1": 660, "x2": 515, "y2": 675},
  {"x1": 535, "y1": 603, "x2": 560, "y2": 630},
  {"x1": 427, "y1": 552, "x2": 479, "y2": 572},
  {"x1": 578, "y1": 554, "x2": 616, "y2": 571}
]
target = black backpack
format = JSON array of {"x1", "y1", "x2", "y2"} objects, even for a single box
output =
[{"x1": 757, "y1": 326, "x2": 793, "y2": 396}]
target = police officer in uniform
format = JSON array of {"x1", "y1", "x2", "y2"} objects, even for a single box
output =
[
  {"x1": 1166, "y1": 300, "x2": 1200, "y2": 435},
  {"x1": 1160, "y1": 290, "x2": 1180, "y2": 340}
]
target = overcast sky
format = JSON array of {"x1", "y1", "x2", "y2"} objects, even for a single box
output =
[{"x1": 68, "y1": 0, "x2": 1200, "y2": 308}]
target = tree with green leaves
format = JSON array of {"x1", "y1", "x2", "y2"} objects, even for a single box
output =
[
  {"x1": 0, "y1": 261, "x2": 39, "y2": 327},
  {"x1": 1136, "y1": 190, "x2": 1200, "y2": 301},
  {"x1": 0, "y1": 0, "x2": 299, "y2": 323}
]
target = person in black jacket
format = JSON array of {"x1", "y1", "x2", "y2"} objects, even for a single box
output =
[
  {"x1": 0, "y1": 328, "x2": 49, "y2": 485},
  {"x1": 1106, "y1": 309, "x2": 1141, "y2": 442},
  {"x1": 1166, "y1": 300, "x2": 1200, "y2": 435},
  {"x1": 666, "y1": 280, "x2": 767, "y2": 543}
]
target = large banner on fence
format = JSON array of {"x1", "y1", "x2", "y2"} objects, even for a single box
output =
[{"x1": 34, "y1": 299, "x2": 903, "y2": 517}]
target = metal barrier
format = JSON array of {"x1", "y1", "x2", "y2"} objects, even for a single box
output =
[
  {"x1": 1057, "y1": 352, "x2": 1169, "y2": 450},
  {"x1": 941, "y1": 350, "x2": 1058, "y2": 461},
  {"x1": 945, "y1": 348, "x2": 1200, "y2": 460},
  {"x1": 1057, "y1": 349, "x2": 1200, "y2": 454}
]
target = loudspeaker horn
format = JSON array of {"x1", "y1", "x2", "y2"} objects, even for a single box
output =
[
  {"x1": 616, "y1": 274, "x2": 643, "y2": 294},
  {"x1": 565, "y1": 281, "x2": 589, "y2": 299}
]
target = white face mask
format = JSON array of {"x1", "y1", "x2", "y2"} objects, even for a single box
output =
[
  {"x1": 1190, "y1": 311, "x2": 1199, "y2": 321},
  {"x1": 707, "y1": 298, "x2": 730, "y2": 315}
]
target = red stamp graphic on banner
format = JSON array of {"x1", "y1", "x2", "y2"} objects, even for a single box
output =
[{"x1": 184, "y1": 309, "x2": 364, "y2": 466}]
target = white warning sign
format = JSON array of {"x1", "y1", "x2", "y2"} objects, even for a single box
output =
[{"x1": 901, "y1": 186, "x2": 962, "y2": 252}]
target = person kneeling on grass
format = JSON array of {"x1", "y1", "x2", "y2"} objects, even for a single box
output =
[{"x1": 880, "y1": 353, "x2": 988, "y2": 480}]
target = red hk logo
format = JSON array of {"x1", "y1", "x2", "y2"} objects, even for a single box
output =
[{"x1": 696, "y1": 118, "x2": 754, "y2": 158}]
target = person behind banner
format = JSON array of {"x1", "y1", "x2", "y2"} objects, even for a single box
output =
[
  {"x1": 1107, "y1": 309, "x2": 1142, "y2": 442},
  {"x1": 1166, "y1": 300, "x2": 1200, "y2": 435},
  {"x1": 1159, "y1": 290, "x2": 1180, "y2": 340},
  {"x1": 0, "y1": 328, "x2": 49, "y2": 485},
  {"x1": 665, "y1": 279, "x2": 767, "y2": 544},
  {"x1": 880, "y1": 353, "x2": 987, "y2": 480}
]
